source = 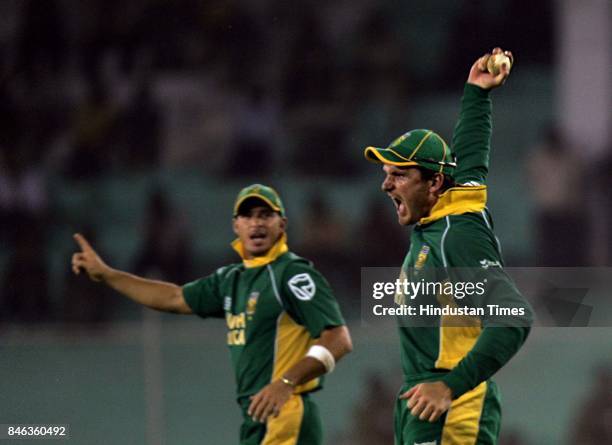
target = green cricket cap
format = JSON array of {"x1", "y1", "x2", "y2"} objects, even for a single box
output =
[
  {"x1": 233, "y1": 184, "x2": 285, "y2": 217},
  {"x1": 364, "y1": 129, "x2": 456, "y2": 176}
]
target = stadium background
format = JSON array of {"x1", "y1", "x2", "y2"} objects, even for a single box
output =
[{"x1": 1, "y1": 0, "x2": 610, "y2": 444}]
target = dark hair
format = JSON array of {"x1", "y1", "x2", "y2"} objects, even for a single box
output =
[{"x1": 416, "y1": 167, "x2": 456, "y2": 191}]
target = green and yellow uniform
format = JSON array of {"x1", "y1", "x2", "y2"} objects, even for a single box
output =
[
  {"x1": 183, "y1": 233, "x2": 345, "y2": 445},
  {"x1": 365, "y1": 84, "x2": 534, "y2": 445}
]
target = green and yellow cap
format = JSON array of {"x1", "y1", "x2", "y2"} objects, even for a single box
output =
[
  {"x1": 233, "y1": 184, "x2": 285, "y2": 217},
  {"x1": 364, "y1": 129, "x2": 456, "y2": 176}
]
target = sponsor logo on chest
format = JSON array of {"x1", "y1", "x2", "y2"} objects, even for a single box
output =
[
  {"x1": 226, "y1": 311, "x2": 246, "y2": 346},
  {"x1": 225, "y1": 291, "x2": 263, "y2": 346}
]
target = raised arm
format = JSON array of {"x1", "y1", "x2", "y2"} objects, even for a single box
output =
[
  {"x1": 71, "y1": 233, "x2": 192, "y2": 314},
  {"x1": 452, "y1": 47, "x2": 513, "y2": 186}
]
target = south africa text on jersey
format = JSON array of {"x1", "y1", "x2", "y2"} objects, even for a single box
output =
[{"x1": 226, "y1": 312, "x2": 246, "y2": 345}]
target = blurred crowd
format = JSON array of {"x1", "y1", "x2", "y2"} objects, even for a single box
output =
[
  {"x1": 1, "y1": 0, "x2": 608, "y2": 320},
  {"x1": 0, "y1": 0, "x2": 560, "y2": 324}
]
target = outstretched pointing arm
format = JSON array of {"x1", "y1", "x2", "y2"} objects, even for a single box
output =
[{"x1": 72, "y1": 233, "x2": 192, "y2": 314}]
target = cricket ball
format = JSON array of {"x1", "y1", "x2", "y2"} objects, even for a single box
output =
[{"x1": 487, "y1": 53, "x2": 512, "y2": 76}]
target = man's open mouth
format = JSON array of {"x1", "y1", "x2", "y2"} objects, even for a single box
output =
[{"x1": 389, "y1": 195, "x2": 406, "y2": 216}]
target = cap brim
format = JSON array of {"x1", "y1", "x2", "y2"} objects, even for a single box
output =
[
  {"x1": 234, "y1": 194, "x2": 282, "y2": 216},
  {"x1": 363, "y1": 146, "x2": 420, "y2": 167}
]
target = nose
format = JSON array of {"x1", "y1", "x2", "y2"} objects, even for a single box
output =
[{"x1": 381, "y1": 175, "x2": 393, "y2": 192}]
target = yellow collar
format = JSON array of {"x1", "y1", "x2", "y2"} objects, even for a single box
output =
[
  {"x1": 418, "y1": 186, "x2": 487, "y2": 225},
  {"x1": 231, "y1": 233, "x2": 289, "y2": 268}
]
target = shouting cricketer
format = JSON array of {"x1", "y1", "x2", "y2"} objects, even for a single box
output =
[
  {"x1": 72, "y1": 184, "x2": 352, "y2": 445},
  {"x1": 364, "y1": 48, "x2": 534, "y2": 444}
]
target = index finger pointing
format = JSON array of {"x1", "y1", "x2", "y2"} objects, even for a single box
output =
[{"x1": 73, "y1": 233, "x2": 93, "y2": 252}]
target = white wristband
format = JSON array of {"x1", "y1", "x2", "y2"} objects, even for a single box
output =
[{"x1": 306, "y1": 345, "x2": 335, "y2": 374}]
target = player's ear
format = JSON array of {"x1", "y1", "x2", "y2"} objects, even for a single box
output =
[
  {"x1": 232, "y1": 217, "x2": 239, "y2": 236},
  {"x1": 279, "y1": 216, "x2": 287, "y2": 231},
  {"x1": 430, "y1": 173, "x2": 445, "y2": 194}
]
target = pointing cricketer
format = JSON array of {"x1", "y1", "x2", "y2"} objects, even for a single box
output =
[{"x1": 72, "y1": 184, "x2": 352, "y2": 445}]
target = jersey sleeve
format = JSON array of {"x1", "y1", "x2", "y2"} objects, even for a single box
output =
[
  {"x1": 444, "y1": 218, "x2": 533, "y2": 326},
  {"x1": 441, "y1": 326, "x2": 529, "y2": 399},
  {"x1": 182, "y1": 268, "x2": 225, "y2": 319},
  {"x1": 280, "y1": 261, "x2": 346, "y2": 338},
  {"x1": 451, "y1": 83, "x2": 493, "y2": 186},
  {"x1": 440, "y1": 218, "x2": 534, "y2": 398}
]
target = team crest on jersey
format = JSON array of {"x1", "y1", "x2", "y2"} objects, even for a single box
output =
[
  {"x1": 223, "y1": 296, "x2": 232, "y2": 312},
  {"x1": 246, "y1": 292, "x2": 259, "y2": 316},
  {"x1": 288, "y1": 273, "x2": 316, "y2": 301},
  {"x1": 415, "y1": 245, "x2": 430, "y2": 270}
]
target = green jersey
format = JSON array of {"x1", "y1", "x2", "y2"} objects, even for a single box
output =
[
  {"x1": 398, "y1": 84, "x2": 533, "y2": 399},
  {"x1": 182, "y1": 237, "x2": 345, "y2": 401}
]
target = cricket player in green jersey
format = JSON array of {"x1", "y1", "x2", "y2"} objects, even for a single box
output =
[
  {"x1": 363, "y1": 48, "x2": 534, "y2": 444},
  {"x1": 71, "y1": 184, "x2": 352, "y2": 445}
]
